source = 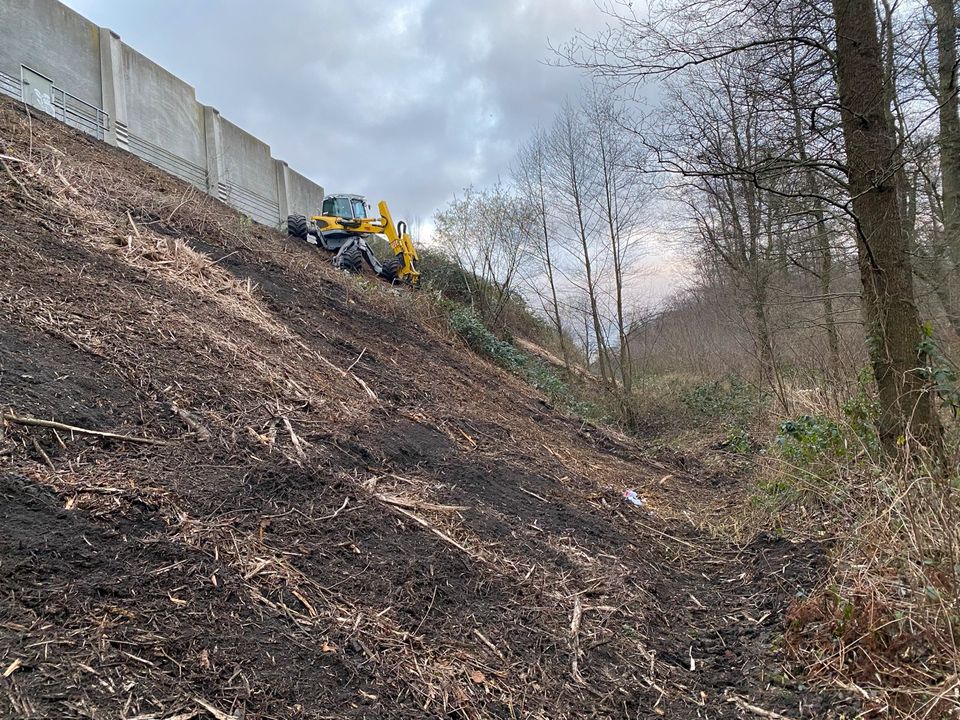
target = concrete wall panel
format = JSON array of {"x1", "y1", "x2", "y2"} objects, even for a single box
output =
[
  {"x1": 0, "y1": 0, "x2": 102, "y2": 107},
  {"x1": 121, "y1": 45, "x2": 206, "y2": 173},
  {"x1": 283, "y1": 165, "x2": 325, "y2": 219},
  {"x1": 219, "y1": 117, "x2": 281, "y2": 224},
  {"x1": 220, "y1": 118, "x2": 277, "y2": 201}
]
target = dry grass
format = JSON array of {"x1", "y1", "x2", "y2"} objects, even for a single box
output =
[
  {"x1": 711, "y1": 377, "x2": 960, "y2": 720},
  {"x1": 641, "y1": 373, "x2": 960, "y2": 717},
  {"x1": 781, "y1": 449, "x2": 960, "y2": 718}
]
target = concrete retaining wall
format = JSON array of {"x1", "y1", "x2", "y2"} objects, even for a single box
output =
[
  {"x1": 218, "y1": 117, "x2": 280, "y2": 226},
  {"x1": 120, "y1": 46, "x2": 208, "y2": 189},
  {"x1": 0, "y1": 0, "x2": 102, "y2": 108},
  {"x1": 282, "y1": 165, "x2": 325, "y2": 220},
  {"x1": 0, "y1": 0, "x2": 324, "y2": 226}
]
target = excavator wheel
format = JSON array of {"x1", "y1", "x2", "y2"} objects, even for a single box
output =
[
  {"x1": 287, "y1": 214, "x2": 308, "y2": 242},
  {"x1": 379, "y1": 256, "x2": 401, "y2": 283},
  {"x1": 334, "y1": 245, "x2": 363, "y2": 274}
]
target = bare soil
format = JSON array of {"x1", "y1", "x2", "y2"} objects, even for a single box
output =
[{"x1": 0, "y1": 96, "x2": 855, "y2": 719}]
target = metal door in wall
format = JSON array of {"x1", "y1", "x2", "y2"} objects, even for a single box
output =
[
  {"x1": 18, "y1": 65, "x2": 110, "y2": 141},
  {"x1": 20, "y1": 66, "x2": 56, "y2": 116}
]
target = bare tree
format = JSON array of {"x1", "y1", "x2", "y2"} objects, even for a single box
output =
[
  {"x1": 779, "y1": 31, "x2": 843, "y2": 373},
  {"x1": 649, "y1": 52, "x2": 791, "y2": 406},
  {"x1": 433, "y1": 185, "x2": 529, "y2": 326},
  {"x1": 546, "y1": 100, "x2": 614, "y2": 384},
  {"x1": 513, "y1": 127, "x2": 571, "y2": 368},
  {"x1": 831, "y1": 0, "x2": 941, "y2": 448},
  {"x1": 583, "y1": 87, "x2": 649, "y2": 392}
]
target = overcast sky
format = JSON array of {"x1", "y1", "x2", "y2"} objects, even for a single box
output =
[{"x1": 60, "y1": 0, "x2": 605, "y2": 228}]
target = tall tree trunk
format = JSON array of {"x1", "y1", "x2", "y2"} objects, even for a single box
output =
[
  {"x1": 553, "y1": 106, "x2": 612, "y2": 384},
  {"x1": 728, "y1": 91, "x2": 781, "y2": 398},
  {"x1": 538, "y1": 175, "x2": 570, "y2": 370},
  {"x1": 831, "y1": 0, "x2": 941, "y2": 451},
  {"x1": 818, "y1": 223, "x2": 841, "y2": 372},
  {"x1": 596, "y1": 119, "x2": 633, "y2": 392},
  {"x1": 516, "y1": 132, "x2": 571, "y2": 368},
  {"x1": 576, "y1": 218, "x2": 611, "y2": 384},
  {"x1": 750, "y1": 280, "x2": 776, "y2": 388},
  {"x1": 566, "y1": 157, "x2": 611, "y2": 384}
]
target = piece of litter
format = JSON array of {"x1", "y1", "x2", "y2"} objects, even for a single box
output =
[{"x1": 623, "y1": 489, "x2": 646, "y2": 506}]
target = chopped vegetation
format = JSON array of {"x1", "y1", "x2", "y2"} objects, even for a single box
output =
[{"x1": 0, "y1": 95, "x2": 853, "y2": 720}]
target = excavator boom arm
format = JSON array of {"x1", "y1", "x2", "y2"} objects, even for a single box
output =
[{"x1": 377, "y1": 201, "x2": 420, "y2": 283}]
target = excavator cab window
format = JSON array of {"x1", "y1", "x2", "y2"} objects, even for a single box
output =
[
  {"x1": 351, "y1": 198, "x2": 367, "y2": 220},
  {"x1": 322, "y1": 196, "x2": 353, "y2": 219}
]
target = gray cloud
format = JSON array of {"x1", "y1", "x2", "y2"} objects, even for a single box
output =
[{"x1": 61, "y1": 0, "x2": 602, "y2": 225}]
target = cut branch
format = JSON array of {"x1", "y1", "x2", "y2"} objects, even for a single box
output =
[{"x1": 2, "y1": 412, "x2": 168, "y2": 446}]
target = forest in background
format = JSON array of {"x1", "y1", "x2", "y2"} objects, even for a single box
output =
[{"x1": 423, "y1": 0, "x2": 960, "y2": 715}]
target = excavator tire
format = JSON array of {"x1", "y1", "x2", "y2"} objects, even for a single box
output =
[
  {"x1": 380, "y1": 256, "x2": 401, "y2": 282},
  {"x1": 287, "y1": 214, "x2": 308, "y2": 242},
  {"x1": 334, "y1": 245, "x2": 363, "y2": 274}
]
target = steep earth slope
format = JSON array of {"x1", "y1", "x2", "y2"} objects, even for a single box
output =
[{"x1": 0, "y1": 96, "x2": 847, "y2": 719}]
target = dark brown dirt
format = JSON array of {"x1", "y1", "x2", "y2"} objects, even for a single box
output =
[{"x1": 0, "y1": 95, "x2": 857, "y2": 719}]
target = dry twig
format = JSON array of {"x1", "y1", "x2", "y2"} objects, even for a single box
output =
[
  {"x1": 193, "y1": 697, "x2": 237, "y2": 720},
  {"x1": 2, "y1": 412, "x2": 167, "y2": 446},
  {"x1": 390, "y1": 505, "x2": 484, "y2": 563},
  {"x1": 726, "y1": 695, "x2": 795, "y2": 720},
  {"x1": 282, "y1": 416, "x2": 307, "y2": 460},
  {"x1": 570, "y1": 595, "x2": 585, "y2": 684},
  {"x1": 375, "y1": 493, "x2": 469, "y2": 513}
]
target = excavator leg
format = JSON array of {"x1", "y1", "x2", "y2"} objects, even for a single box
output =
[
  {"x1": 332, "y1": 237, "x2": 399, "y2": 282},
  {"x1": 332, "y1": 239, "x2": 363, "y2": 273}
]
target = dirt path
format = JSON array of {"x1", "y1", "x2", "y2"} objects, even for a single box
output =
[{"x1": 0, "y1": 96, "x2": 853, "y2": 719}]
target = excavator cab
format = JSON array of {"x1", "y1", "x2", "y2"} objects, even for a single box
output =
[
  {"x1": 322, "y1": 194, "x2": 368, "y2": 221},
  {"x1": 287, "y1": 195, "x2": 421, "y2": 286}
]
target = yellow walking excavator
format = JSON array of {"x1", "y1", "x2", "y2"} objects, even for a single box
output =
[{"x1": 287, "y1": 195, "x2": 421, "y2": 286}]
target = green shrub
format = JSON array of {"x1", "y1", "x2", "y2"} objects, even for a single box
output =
[
  {"x1": 918, "y1": 324, "x2": 960, "y2": 414},
  {"x1": 420, "y1": 248, "x2": 568, "y2": 352},
  {"x1": 775, "y1": 414, "x2": 845, "y2": 462},
  {"x1": 770, "y1": 368, "x2": 881, "y2": 465},
  {"x1": 447, "y1": 305, "x2": 573, "y2": 405},
  {"x1": 681, "y1": 376, "x2": 757, "y2": 424},
  {"x1": 448, "y1": 305, "x2": 525, "y2": 369},
  {"x1": 725, "y1": 426, "x2": 752, "y2": 453}
]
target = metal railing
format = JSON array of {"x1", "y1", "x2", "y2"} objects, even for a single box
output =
[
  {"x1": 51, "y1": 86, "x2": 109, "y2": 141},
  {"x1": 1, "y1": 65, "x2": 283, "y2": 228},
  {"x1": 220, "y1": 181, "x2": 281, "y2": 226},
  {"x1": 0, "y1": 71, "x2": 20, "y2": 101},
  {"x1": 0, "y1": 68, "x2": 109, "y2": 141},
  {"x1": 127, "y1": 132, "x2": 208, "y2": 189}
]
